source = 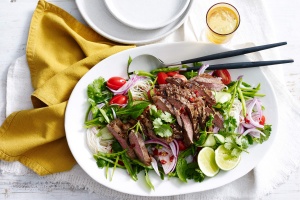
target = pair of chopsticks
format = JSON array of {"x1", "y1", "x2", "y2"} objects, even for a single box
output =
[{"x1": 176, "y1": 42, "x2": 294, "y2": 71}]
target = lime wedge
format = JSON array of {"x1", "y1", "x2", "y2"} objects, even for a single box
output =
[
  {"x1": 215, "y1": 145, "x2": 241, "y2": 171},
  {"x1": 197, "y1": 147, "x2": 219, "y2": 177}
]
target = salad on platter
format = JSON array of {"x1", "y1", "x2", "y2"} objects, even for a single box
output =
[{"x1": 84, "y1": 59, "x2": 271, "y2": 190}]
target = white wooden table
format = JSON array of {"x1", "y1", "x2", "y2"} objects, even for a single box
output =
[{"x1": 1, "y1": 0, "x2": 299, "y2": 199}]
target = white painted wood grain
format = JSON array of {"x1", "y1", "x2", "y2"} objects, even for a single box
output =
[{"x1": 0, "y1": 0, "x2": 300, "y2": 199}]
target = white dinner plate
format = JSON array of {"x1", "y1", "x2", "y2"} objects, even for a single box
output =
[
  {"x1": 75, "y1": 0, "x2": 193, "y2": 44},
  {"x1": 65, "y1": 42, "x2": 278, "y2": 196},
  {"x1": 104, "y1": 0, "x2": 190, "y2": 30}
]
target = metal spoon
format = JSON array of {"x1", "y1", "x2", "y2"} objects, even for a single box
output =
[{"x1": 127, "y1": 42, "x2": 288, "y2": 75}]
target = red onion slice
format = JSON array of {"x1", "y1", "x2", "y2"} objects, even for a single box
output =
[
  {"x1": 157, "y1": 147, "x2": 176, "y2": 174},
  {"x1": 108, "y1": 75, "x2": 147, "y2": 95},
  {"x1": 173, "y1": 140, "x2": 179, "y2": 156},
  {"x1": 150, "y1": 157, "x2": 160, "y2": 176},
  {"x1": 242, "y1": 128, "x2": 266, "y2": 138},
  {"x1": 237, "y1": 124, "x2": 245, "y2": 134},
  {"x1": 97, "y1": 103, "x2": 105, "y2": 109},
  {"x1": 198, "y1": 64, "x2": 210, "y2": 75},
  {"x1": 144, "y1": 139, "x2": 169, "y2": 149},
  {"x1": 145, "y1": 139, "x2": 178, "y2": 174},
  {"x1": 169, "y1": 141, "x2": 178, "y2": 158},
  {"x1": 246, "y1": 98, "x2": 264, "y2": 128}
]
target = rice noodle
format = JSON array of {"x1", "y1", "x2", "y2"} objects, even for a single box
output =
[{"x1": 86, "y1": 128, "x2": 113, "y2": 154}]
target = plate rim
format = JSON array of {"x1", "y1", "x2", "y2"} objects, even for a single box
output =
[
  {"x1": 103, "y1": 0, "x2": 190, "y2": 30},
  {"x1": 75, "y1": 0, "x2": 194, "y2": 44},
  {"x1": 65, "y1": 41, "x2": 278, "y2": 196}
]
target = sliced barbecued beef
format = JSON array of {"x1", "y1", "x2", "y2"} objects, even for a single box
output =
[
  {"x1": 204, "y1": 107, "x2": 224, "y2": 129},
  {"x1": 165, "y1": 77, "x2": 185, "y2": 87},
  {"x1": 180, "y1": 114, "x2": 194, "y2": 146},
  {"x1": 185, "y1": 82, "x2": 216, "y2": 107},
  {"x1": 190, "y1": 73, "x2": 226, "y2": 91},
  {"x1": 170, "y1": 123, "x2": 184, "y2": 140},
  {"x1": 151, "y1": 95, "x2": 175, "y2": 115},
  {"x1": 203, "y1": 107, "x2": 224, "y2": 130},
  {"x1": 166, "y1": 97, "x2": 184, "y2": 127},
  {"x1": 143, "y1": 74, "x2": 225, "y2": 147},
  {"x1": 106, "y1": 119, "x2": 136, "y2": 159},
  {"x1": 185, "y1": 103, "x2": 200, "y2": 138},
  {"x1": 213, "y1": 111, "x2": 224, "y2": 129},
  {"x1": 128, "y1": 130, "x2": 151, "y2": 166}
]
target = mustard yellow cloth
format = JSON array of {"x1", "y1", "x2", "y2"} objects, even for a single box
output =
[{"x1": 0, "y1": 0, "x2": 134, "y2": 175}]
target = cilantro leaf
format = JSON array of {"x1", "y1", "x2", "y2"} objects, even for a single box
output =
[
  {"x1": 254, "y1": 124, "x2": 272, "y2": 144},
  {"x1": 160, "y1": 111, "x2": 175, "y2": 123},
  {"x1": 154, "y1": 124, "x2": 173, "y2": 138},
  {"x1": 153, "y1": 118, "x2": 163, "y2": 128},
  {"x1": 149, "y1": 105, "x2": 175, "y2": 138},
  {"x1": 87, "y1": 77, "x2": 112, "y2": 103}
]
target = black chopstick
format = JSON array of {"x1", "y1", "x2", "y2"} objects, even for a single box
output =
[
  {"x1": 180, "y1": 42, "x2": 287, "y2": 65},
  {"x1": 179, "y1": 59, "x2": 294, "y2": 71}
]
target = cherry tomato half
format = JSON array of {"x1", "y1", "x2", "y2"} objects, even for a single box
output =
[
  {"x1": 157, "y1": 72, "x2": 168, "y2": 84},
  {"x1": 107, "y1": 77, "x2": 126, "y2": 90},
  {"x1": 109, "y1": 94, "x2": 128, "y2": 105},
  {"x1": 259, "y1": 115, "x2": 266, "y2": 125},
  {"x1": 212, "y1": 69, "x2": 231, "y2": 85}
]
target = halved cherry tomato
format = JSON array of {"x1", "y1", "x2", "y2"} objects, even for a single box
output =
[
  {"x1": 109, "y1": 94, "x2": 128, "y2": 105},
  {"x1": 166, "y1": 71, "x2": 179, "y2": 77},
  {"x1": 259, "y1": 115, "x2": 266, "y2": 125},
  {"x1": 107, "y1": 77, "x2": 126, "y2": 90},
  {"x1": 212, "y1": 69, "x2": 231, "y2": 85},
  {"x1": 157, "y1": 72, "x2": 168, "y2": 84}
]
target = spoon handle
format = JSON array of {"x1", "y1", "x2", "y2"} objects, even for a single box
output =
[
  {"x1": 180, "y1": 59, "x2": 294, "y2": 71},
  {"x1": 176, "y1": 42, "x2": 287, "y2": 65}
]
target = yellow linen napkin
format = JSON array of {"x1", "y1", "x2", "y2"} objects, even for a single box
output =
[{"x1": 0, "y1": 0, "x2": 134, "y2": 175}]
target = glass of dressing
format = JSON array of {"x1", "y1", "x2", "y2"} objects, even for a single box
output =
[{"x1": 205, "y1": 3, "x2": 240, "y2": 44}]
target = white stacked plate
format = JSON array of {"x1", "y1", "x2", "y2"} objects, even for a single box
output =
[{"x1": 75, "y1": 0, "x2": 193, "y2": 44}]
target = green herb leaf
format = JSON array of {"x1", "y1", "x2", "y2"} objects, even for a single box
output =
[
  {"x1": 195, "y1": 131, "x2": 207, "y2": 146},
  {"x1": 160, "y1": 111, "x2": 175, "y2": 123},
  {"x1": 149, "y1": 105, "x2": 175, "y2": 138},
  {"x1": 254, "y1": 124, "x2": 272, "y2": 144},
  {"x1": 96, "y1": 158, "x2": 107, "y2": 168},
  {"x1": 153, "y1": 118, "x2": 163, "y2": 128},
  {"x1": 193, "y1": 62, "x2": 203, "y2": 67},
  {"x1": 176, "y1": 148, "x2": 194, "y2": 182},
  {"x1": 182, "y1": 71, "x2": 198, "y2": 79},
  {"x1": 154, "y1": 124, "x2": 173, "y2": 138},
  {"x1": 116, "y1": 101, "x2": 150, "y2": 119},
  {"x1": 185, "y1": 162, "x2": 205, "y2": 182},
  {"x1": 87, "y1": 77, "x2": 113, "y2": 104}
]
